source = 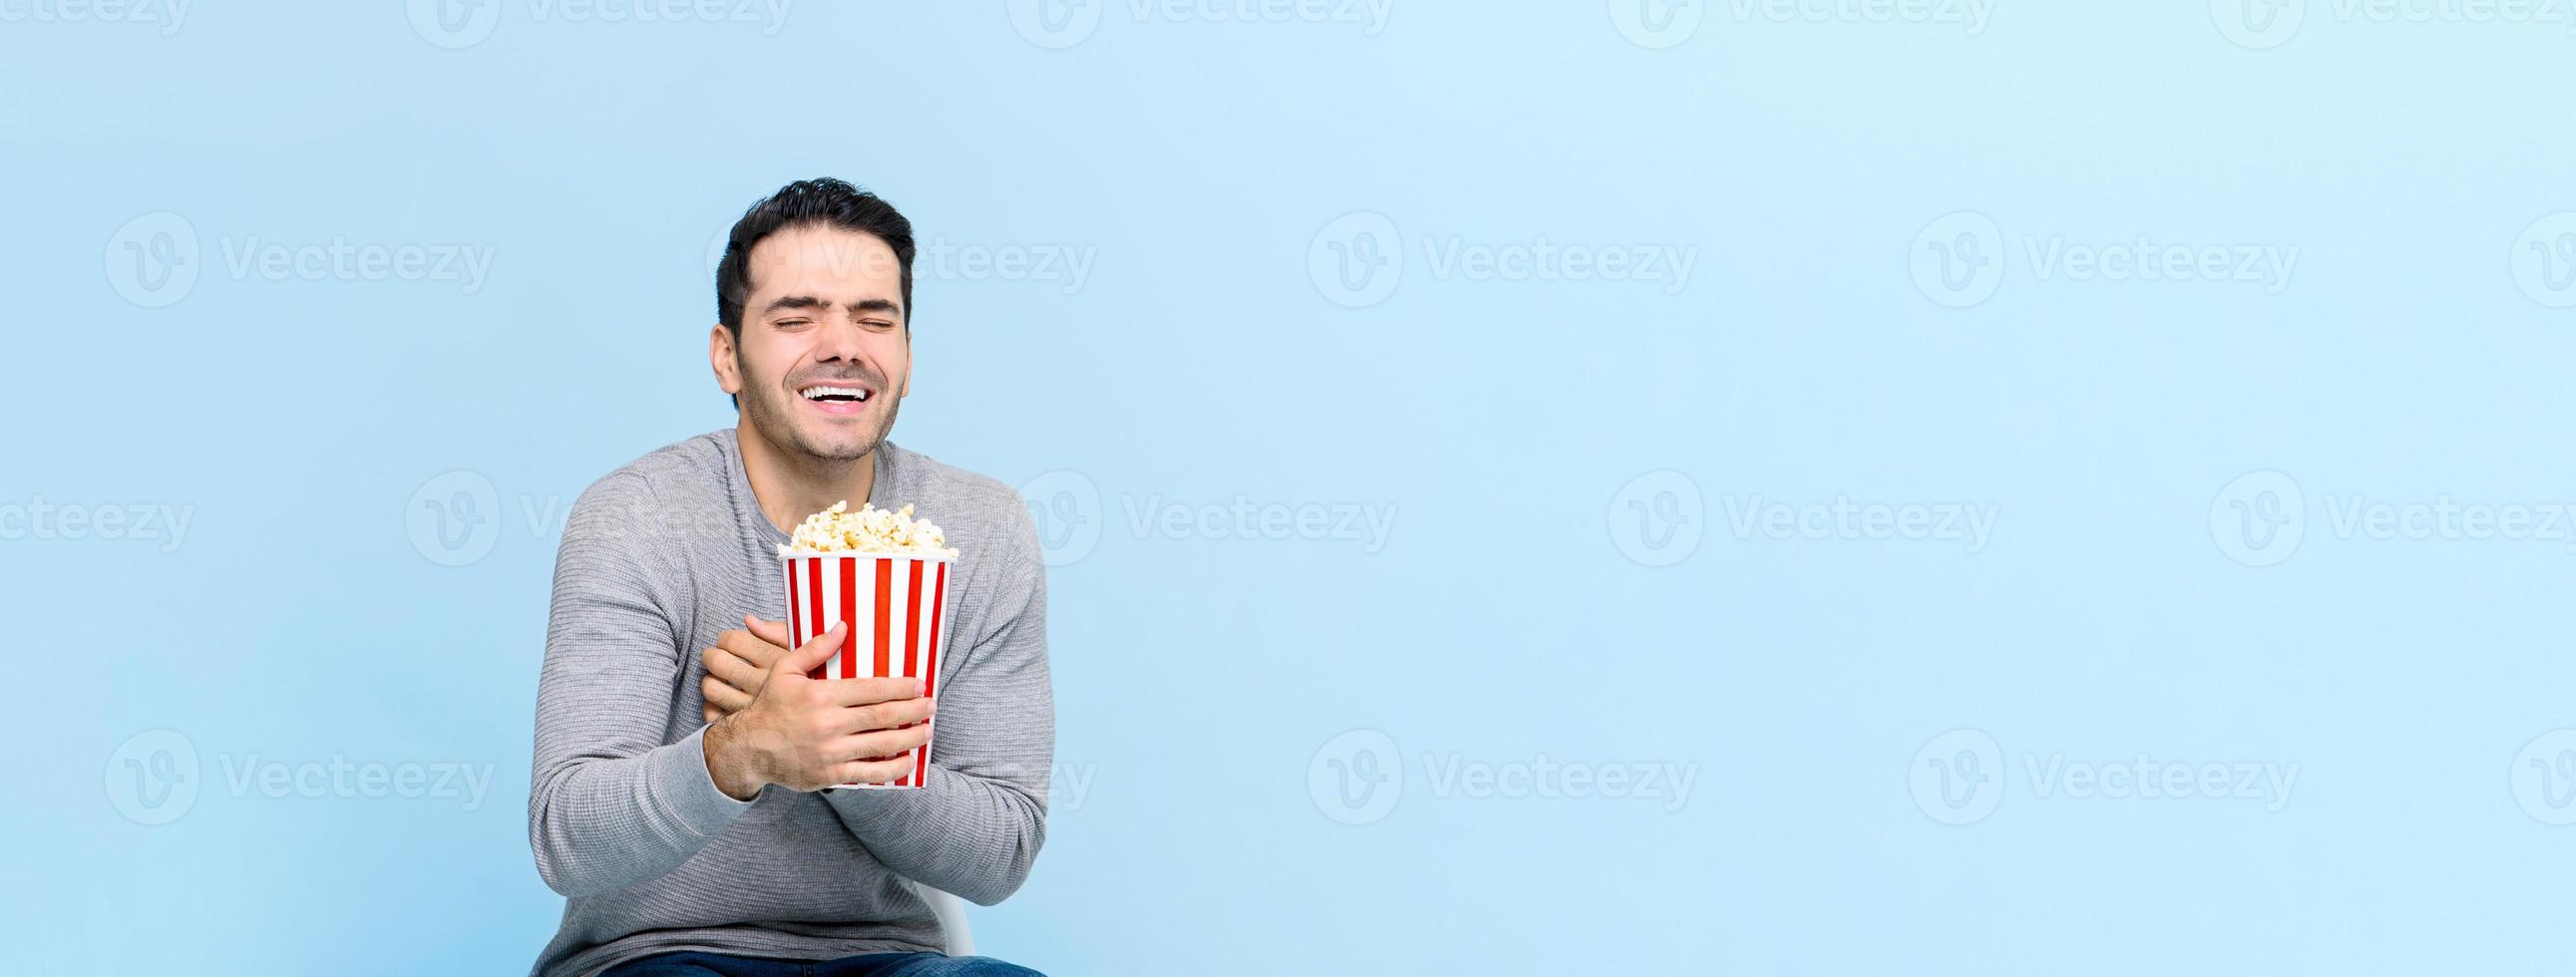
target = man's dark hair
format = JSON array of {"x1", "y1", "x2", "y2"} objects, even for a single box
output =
[{"x1": 715, "y1": 177, "x2": 917, "y2": 337}]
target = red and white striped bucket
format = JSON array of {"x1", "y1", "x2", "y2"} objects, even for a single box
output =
[{"x1": 780, "y1": 551, "x2": 953, "y2": 790}]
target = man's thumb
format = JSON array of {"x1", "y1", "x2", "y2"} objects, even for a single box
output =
[{"x1": 779, "y1": 622, "x2": 847, "y2": 677}]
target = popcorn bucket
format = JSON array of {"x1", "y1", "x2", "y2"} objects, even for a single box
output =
[{"x1": 780, "y1": 551, "x2": 953, "y2": 789}]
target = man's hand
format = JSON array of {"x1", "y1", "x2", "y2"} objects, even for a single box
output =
[
  {"x1": 701, "y1": 615, "x2": 795, "y2": 724},
  {"x1": 702, "y1": 622, "x2": 934, "y2": 800}
]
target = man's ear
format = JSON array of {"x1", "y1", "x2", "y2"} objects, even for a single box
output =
[
  {"x1": 897, "y1": 326, "x2": 913, "y2": 398},
  {"x1": 710, "y1": 324, "x2": 742, "y2": 396}
]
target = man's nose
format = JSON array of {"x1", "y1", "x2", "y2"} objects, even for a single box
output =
[{"x1": 808, "y1": 318, "x2": 867, "y2": 364}]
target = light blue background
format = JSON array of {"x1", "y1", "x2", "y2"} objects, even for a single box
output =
[{"x1": 11, "y1": 2, "x2": 2576, "y2": 974}]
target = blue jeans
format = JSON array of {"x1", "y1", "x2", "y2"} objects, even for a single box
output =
[{"x1": 599, "y1": 950, "x2": 1042, "y2": 977}]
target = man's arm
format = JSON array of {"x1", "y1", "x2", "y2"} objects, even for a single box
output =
[
  {"x1": 528, "y1": 476, "x2": 753, "y2": 898},
  {"x1": 823, "y1": 502, "x2": 1055, "y2": 905}
]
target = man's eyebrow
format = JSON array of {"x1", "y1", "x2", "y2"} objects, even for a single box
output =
[{"x1": 760, "y1": 295, "x2": 904, "y2": 319}]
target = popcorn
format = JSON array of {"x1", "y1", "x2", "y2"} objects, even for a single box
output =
[{"x1": 781, "y1": 500, "x2": 958, "y2": 559}]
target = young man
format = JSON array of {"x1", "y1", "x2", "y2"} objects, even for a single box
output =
[{"x1": 527, "y1": 178, "x2": 1052, "y2": 977}]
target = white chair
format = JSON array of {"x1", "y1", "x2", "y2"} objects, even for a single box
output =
[{"x1": 906, "y1": 880, "x2": 976, "y2": 956}]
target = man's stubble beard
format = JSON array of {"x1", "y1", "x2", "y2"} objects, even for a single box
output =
[{"x1": 741, "y1": 371, "x2": 903, "y2": 466}]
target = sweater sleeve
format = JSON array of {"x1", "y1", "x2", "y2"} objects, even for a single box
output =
[
  {"x1": 824, "y1": 494, "x2": 1055, "y2": 905},
  {"x1": 528, "y1": 475, "x2": 754, "y2": 898}
]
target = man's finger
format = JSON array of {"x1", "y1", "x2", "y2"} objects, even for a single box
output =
[
  {"x1": 833, "y1": 756, "x2": 920, "y2": 787},
  {"x1": 776, "y1": 622, "x2": 845, "y2": 678},
  {"x1": 702, "y1": 646, "x2": 766, "y2": 697},
  {"x1": 828, "y1": 696, "x2": 935, "y2": 737},
  {"x1": 825, "y1": 676, "x2": 927, "y2": 708},
  {"x1": 701, "y1": 675, "x2": 754, "y2": 718},
  {"x1": 831, "y1": 724, "x2": 934, "y2": 764},
  {"x1": 716, "y1": 628, "x2": 785, "y2": 669},
  {"x1": 744, "y1": 614, "x2": 793, "y2": 649}
]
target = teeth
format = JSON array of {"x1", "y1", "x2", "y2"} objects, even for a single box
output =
[{"x1": 801, "y1": 386, "x2": 870, "y2": 401}]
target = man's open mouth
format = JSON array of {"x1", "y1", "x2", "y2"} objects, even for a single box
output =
[{"x1": 798, "y1": 383, "x2": 875, "y2": 415}]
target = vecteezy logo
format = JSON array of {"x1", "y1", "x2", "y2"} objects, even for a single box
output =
[
  {"x1": 1608, "y1": 0, "x2": 1702, "y2": 49},
  {"x1": 1007, "y1": 0, "x2": 1101, "y2": 48},
  {"x1": 407, "y1": 0, "x2": 503, "y2": 49},
  {"x1": 2513, "y1": 730, "x2": 2576, "y2": 825},
  {"x1": 1308, "y1": 729, "x2": 1403, "y2": 825},
  {"x1": 1909, "y1": 728, "x2": 2004, "y2": 825},
  {"x1": 2509, "y1": 212, "x2": 2576, "y2": 309},
  {"x1": 407, "y1": 470, "x2": 502, "y2": 566},
  {"x1": 1019, "y1": 470, "x2": 1102, "y2": 566},
  {"x1": 1908, "y1": 210, "x2": 2004, "y2": 308},
  {"x1": 1608, "y1": 470, "x2": 1704, "y2": 566},
  {"x1": 2210, "y1": 0, "x2": 2304, "y2": 50},
  {"x1": 105, "y1": 211, "x2": 200, "y2": 308},
  {"x1": 106, "y1": 729, "x2": 200, "y2": 825},
  {"x1": 1307, "y1": 211, "x2": 1403, "y2": 308},
  {"x1": 706, "y1": 226, "x2": 732, "y2": 285},
  {"x1": 2209, "y1": 470, "x2": 2304, "y2": 567}
]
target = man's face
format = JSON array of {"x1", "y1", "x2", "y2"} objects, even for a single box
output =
[{"x1": 714, "y1": 223, "x2": 910, "y2": 463}]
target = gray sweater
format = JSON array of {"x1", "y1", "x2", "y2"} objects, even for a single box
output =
[{"x1": 527, "y1": 430, "x2": 1052, "y2": 977}]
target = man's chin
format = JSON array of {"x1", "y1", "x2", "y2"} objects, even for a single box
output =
[
  {"x1": 787, "y1": 426, "x2": 884, "y2": 463},
  {"x1": 741, "y1": 410, "x2": 867, "y2": 462}
]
